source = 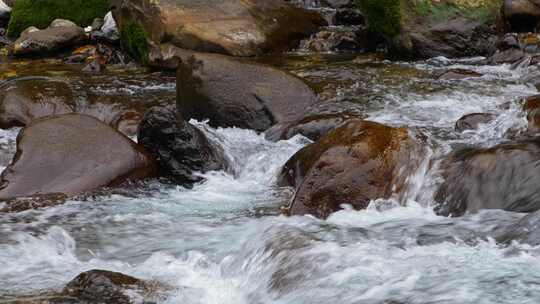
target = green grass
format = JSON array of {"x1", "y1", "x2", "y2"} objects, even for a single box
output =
[
  {"x1": 7, "y1": 0, "x2": 109, "y2": 38},
  {"x1": 413, "y1": 0, "x2": 502, "y2": 23},
  {"x1": 355, "y1": 0, "x2": 403, "y2": 38},
  {"x1": 119, "y1": 19, "x2": 150, "y2": 65}
]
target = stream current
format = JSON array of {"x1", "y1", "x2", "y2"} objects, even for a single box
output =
[{"x1": 1, "y1": 54, "x2": 540, "y2": 303}]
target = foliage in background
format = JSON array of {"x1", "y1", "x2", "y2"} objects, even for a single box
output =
[
  {"x1": 355, "y1": 0, "x2": 403, "y2": 38},
  {"x1": 7, "y1": 0, "x2": 109, "y2": 38},
  {"x1": 119, "y1": 19, "x2": 150, "y2": 66}
]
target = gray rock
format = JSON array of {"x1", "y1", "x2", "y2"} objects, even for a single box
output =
[{"x1": 12, "y1": 19, "x2": 86, "y2": 56}]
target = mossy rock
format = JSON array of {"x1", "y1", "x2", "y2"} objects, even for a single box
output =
[
  {"x1": 354, "y1": 0, "x2": 403, "y2": 38},
  {"x1": 7, "y1": 0, "x2": 109, "y2": 38},
  {"x1": 355, "y1": 0, "x2": 503, "y2": 58},
  {"x1": 119, "y1": 19, "x2": 149, "y2": 65}
]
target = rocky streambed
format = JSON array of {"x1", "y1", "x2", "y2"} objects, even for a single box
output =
[
  {"x1": 3, "y1": 0, "x2": 540, "y2": 303},
  {"x1": 0, "y1": 50, "x2": 539, "y2": 303}
]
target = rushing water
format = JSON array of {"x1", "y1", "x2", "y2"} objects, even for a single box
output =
[{"x1": 1, "y1": 53, "x2": 540, "y2": 303}]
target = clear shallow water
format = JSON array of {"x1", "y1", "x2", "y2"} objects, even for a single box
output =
[{"x1": 1, "y1": 55, "x2": 540, "y2": 303}]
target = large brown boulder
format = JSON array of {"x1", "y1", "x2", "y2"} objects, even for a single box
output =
[
  {"x1": 504, "y1": 0, "x2": 540, "y2": 32},
  {"x1": 0, "y1": 114, "x2": 155, "y2": 201},
  {"x1": 0, "y1": 77, "x2": 149, "y2": 137},
  {"x1": 172, "y1": 49, "x2": 318, "y2": 132},
  {"x1": 112, "y1": 0, "x2": 324, "y2": 64},
  {"x1": 12, "y1": 19, "x2": 86, "y2": 56},
  {"x1": 278, "y1": 119, "x2": 421, "y2": 219},
  {"x1": 0, "y1": 77, "x2": 75, "y2": 128},
  {"x1": 435, "y1": 139, "x2": 540, "y2": 217},
  {"x1": 523, "y1": 94, "x2": 540, "y2": 133}
]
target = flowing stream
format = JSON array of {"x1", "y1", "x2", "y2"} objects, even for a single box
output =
[{"x1": 1, "y1": 54, "x2": 540, "y2": 303}]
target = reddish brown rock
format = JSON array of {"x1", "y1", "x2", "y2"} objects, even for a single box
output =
[
  {"x1": 278, "y1": 119, "x2": 421, "y2": 219},
  {"x1": 112, "y1": 0, "x2": 324, "y2": 62},
  {"x1": 0, "y1": 114, "x2": 155, "y2": 200},
  {"x1": 523, "y1": 94, "x2": 540, "y2": 133},
  {"x1": 0, "y1": 77, "x2": 75, "y2": 128}
]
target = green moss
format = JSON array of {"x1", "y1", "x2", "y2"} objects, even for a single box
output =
[
  {"x1": 119, "y1": 19, "x2": 150, "y2": 65},
  {"x1": 355, "y1": 0, "x2": 403, "y2": 38},
  {"x1": 7, "y1": 0, "x2": 109, "y2": 38},
  {"x1": 413, "y1": 0, "x2": 502, "y2": 23}
]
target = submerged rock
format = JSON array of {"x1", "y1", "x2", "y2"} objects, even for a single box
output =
[
  {"x1": 12, "y1": 19, "x2": 86, "y2": 56},
  {"x1": 112, "y1": 0, "x2": 324, "y2": 63},
  {"x1": 455, "y1": 113, "x2": 496, "y2": 132},
  {"x1": 138, "y1": 106, "x2": 227, "y2": 187},
  {"x1": 435, "y1": 139, "x2": 540, "y2": 217},
  {"x1": 265, "y1": 111, "x2": 360, "y2": 141},
  {"x1": 437, "y1": 69, "x2": 483, "y2": 81},
  {"x1": 8, "y1": 270, "x2": 164, "y2": 303},
  {"x1": 62, "y1": 270, "x2": 152, "y2": 304},
  {"x1": 496, "y1": 210, "x2": 540, "y2": 246},
  {"x1": 0, "y1": 77, "x2": 75, "y2": 128},
  {"x1": 278, "y1": 119, "x2": 421, "y2": 219},
  {"x1": 172, "y1": 49, "x2": 318, "y2": 132},
  {"x1": 0, "y1": 114, "x2": 155, "y2": 200}
]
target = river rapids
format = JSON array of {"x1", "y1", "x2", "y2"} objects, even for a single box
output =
[{"x1": 1, "y1": 53, "x2": 540, "y2": 303}]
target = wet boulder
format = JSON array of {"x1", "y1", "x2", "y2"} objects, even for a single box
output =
[
  {"x1": 523, "y1": 94, "x2": 540, "y2": 133},
  {"x1": 138, "y1": 106, "x2": 227, "y2": 187},
  {"x1": 496, "y1": 210, "x2": 540, "y2": 246},
  {"x1": 0, "y1": 114, "x2": 155, "y2": 200},
  {"x1": 62, "y1": 270, "x2": 155, "y2": 304},
  {"x1": 9, "y1": 269, "x2": 163, "y2": 303},
  {"x1": 455, "y1": 113, "x2": 496, "y2": 132},
  {"x1": 504, "y1": 0, "x2": 540, "y2": 32},
  {"x1": 12, "y1": 19, "x2": 86, "y2": 56},
  {"x1": 489, "y1": 48, "x2": 528, "y2": 64},
  {"x1": 437, "y1": 69, "x2": 483, "y2": 81},
  {"x1": 356, "y1": 0, "x2": 502, "y2": 59},
  {"x1": 112, "y1": 0, "x2": 324, "y2": 63},
  {"x1": 435, "y1": 139, "x2": 540, "y2": 217},
  {"x1": 173, "y1": 50, "x2": 318, "y2": 132},
  {"x1": 0, "y1": 77, "x2": 75, "y2": 128},
  {"x1": 278, "y1": 119, "x2": 421, "y2": 219},
  {"x1": 265, "y1": 102, "x2": 365, "y2": 141},
  {"x1": 90, "y1": 11, "x2": 120, "y2": 44}
]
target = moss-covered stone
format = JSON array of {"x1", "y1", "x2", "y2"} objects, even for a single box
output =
[
  {"x1": 7, "y1": 0, "x2": 109, "y2": 38},
  {"x1": 119, "y1": 19, "x2": 149, "y2": 65},
  {"x1": 413, "y1": 0, "x2": 502, "y2": 23},
  {"x1": 355, "y1": 0, "x2": 503, "y2": 58}
]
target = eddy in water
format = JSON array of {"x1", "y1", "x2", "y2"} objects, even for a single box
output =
[{"x1": 2, "y1": 0, "x2": 540, "y2": 303}]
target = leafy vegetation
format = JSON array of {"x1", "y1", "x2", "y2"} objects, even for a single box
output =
[
  {"x1": 7, "y1": 0, "x2": 109, "y2": 38},
  {"x1": 412, "y1": 0, "x2": 502, "y2": 23},
  {"x1": 119, "y1": 19, "x2": 150, "y2": 65},
  {"x1": 355, "y1": 0, "x2": 403, "y2": 38}
]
